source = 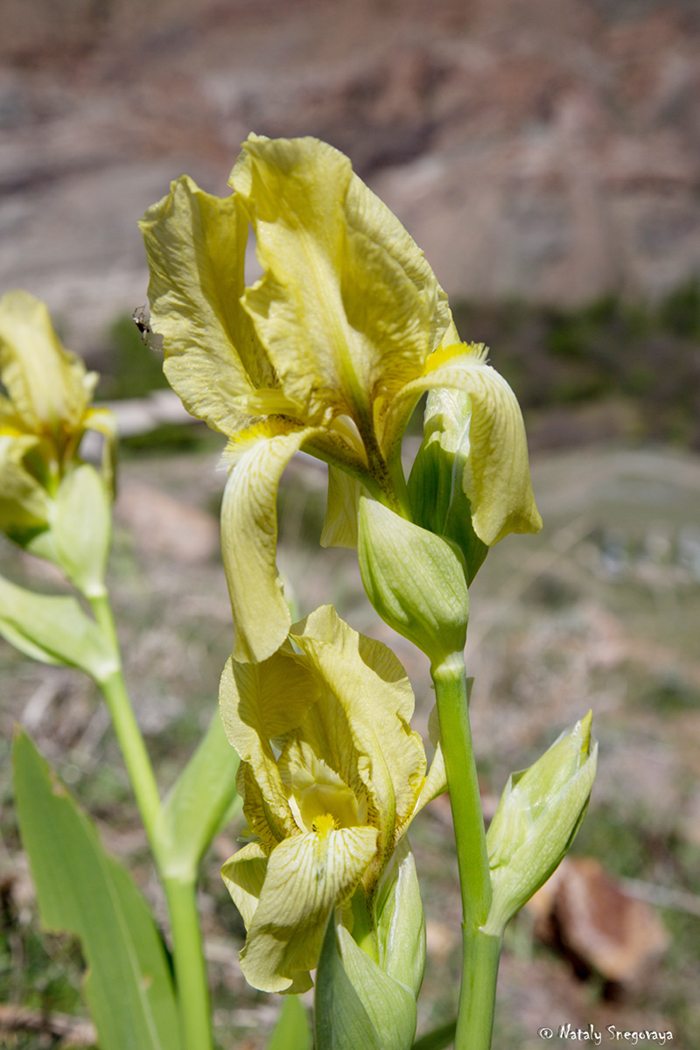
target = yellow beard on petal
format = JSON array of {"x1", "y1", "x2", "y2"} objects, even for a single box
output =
[{"x1": 311, "y1": 813, "x2": 338, "y2": 838}]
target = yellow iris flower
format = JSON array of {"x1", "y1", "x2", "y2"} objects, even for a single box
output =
[
  {"x1": 140, "y1": 135, "x2": 541, "y2": 662},
  {"x1": 0, "y1": 290, "x2": 115, "y2": 542},
  {"x1": 219, "y1": 605, "x2": 445, "y2": 993}
]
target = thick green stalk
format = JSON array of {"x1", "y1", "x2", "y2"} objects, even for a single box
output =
[
  {"x1": 91, "y1": 595, "x2": 213, "y2": 1050},
  {"x1": 456, "y1": 927, "x2": 502, "y2": 1050},
  {"x1": 163, "y1": 877, "x2": 213, "y2": 1050},
  {"x1": 431, "y1": 653, "x2": 500, "y2": 1050}
]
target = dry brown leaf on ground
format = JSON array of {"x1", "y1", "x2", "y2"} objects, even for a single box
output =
[{"x1": 528, "y1": 856, "x2": 669, "y2": 983}]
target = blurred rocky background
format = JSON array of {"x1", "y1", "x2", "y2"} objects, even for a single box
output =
[
  {"x1": 1, "y1": 1, "x2": 700, "y2": 1048},
  {"x1": 3, "y1": 0, "x2": 700, "y2": 448},
  {"x1": 2, "y1": 0, "x2": 700, "y2": 333}
]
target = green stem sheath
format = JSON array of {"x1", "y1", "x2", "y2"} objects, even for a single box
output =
[
  {"x1": 91, "y1": 595, "x2": 213, "y2": 1050},
  {"x1": 431, "y1": 653, "x2": 501, "y2": 1050}
]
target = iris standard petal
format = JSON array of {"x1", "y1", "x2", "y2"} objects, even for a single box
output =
[
  {"x1": 139, "y1": 175, "x2": 273, "y2": 437},
  {"x1": 289, "y1": 606, "x2": 426, "y2": 873},
  {"x1": 220, "y1": 645, "x2": 322, "y2": 842},
  {"x1": 0, "y1": 291, "x2": 94, "y2": 434},
  {"x1": 230, "y1": 135, "x2": 449, "y2": 434}
]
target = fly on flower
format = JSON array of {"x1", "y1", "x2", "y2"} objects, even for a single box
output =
[{"x1": 140, "y1": 135, "x2": 541, "y2": 662}]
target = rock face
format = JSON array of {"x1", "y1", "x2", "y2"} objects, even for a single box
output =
[{"x1": 2, "y1": 0, "x2": 700, "y2": 352}]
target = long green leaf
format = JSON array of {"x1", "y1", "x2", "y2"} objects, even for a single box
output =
[
  {"x1": 157, "y1": 706, "x2": 241, "y2": 879},
  {"x1": 0, "y1": 573, "x2": 118, "y2": 682},
  {"x1": 267, "y1": 995, "x2": 312, "y2": 1050},
  {"x1": 13, "y1": 730, "x2": 182, "y2": 1050}
]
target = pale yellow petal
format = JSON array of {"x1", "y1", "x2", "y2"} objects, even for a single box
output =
[
  {"x1": 0, "y1": 434, "x2": 49, "y2": 533},
  {"x1": 392, "y1": 344, "x2": 542, "y2": 544},
  {"x1": 234, "y1": 759, "x2": 288, "y2": 849},
  {"x1": 239, "y1": 825, "x2": 377, "y2": 992},
  {"x1": 220, "y1": 647, "x2": 322, "y2": 842},
  {"x1": 278, "y1": 740, "x2": 364, "y2": 832},
  {"x1": 414, "y1": 750, "x2": 447, "y2": 815},
  {"x1": 221, "y1": 841, "x2": 269, "y2": 929},
  {"x1": 289, "y1": 606, "x2": 426, "y2": 873},
  {"x1": 319, "y1": 465, "x2": 360, "y2": 549},
  {"x1": 221, "y1": 421, "x2": 320, "y2": 662},
  {"x1": 230, "y1": 135, "x2": 448, "y2": 431},
  {"x1": 0, "y1": 291, "x2": 93, "y2": 433},
  {"x1": 139, "y1": 175, "x2": 273, "y2": 437}
]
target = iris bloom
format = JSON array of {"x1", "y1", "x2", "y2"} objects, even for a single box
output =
[
  {"x1": 0, "y1": 290, "x2": 115, "y2": 544},
  {"x1": 140, "y1": 134, "x2": 541, "y2": 662},
  {"x1": 219, "y1": 605, "x2": 445, "y2": 993}
]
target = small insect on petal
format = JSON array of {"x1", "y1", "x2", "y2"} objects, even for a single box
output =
[{"x1": 132, "y1": 304, "x2": 151, "y2": 342}]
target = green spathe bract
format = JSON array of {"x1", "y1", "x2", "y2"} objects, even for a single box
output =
[
  {"x1": 51, "y1": 464, "x2": 112, "y2": 598},
  {"x1": 315, "y1": 912, "x2": 418, "y2": 1050},
  {"x1": 358, "y1": 495, "x2": 470, "y2": 666},
  {"x1": 482, "y1": 712, "x2": 598, "y2": 937},
  {"x1": 374, "y1": 838, "x2": 426, "y2": 999}
]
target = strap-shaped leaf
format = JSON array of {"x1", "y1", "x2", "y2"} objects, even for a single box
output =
[
  {"x1": 0, "y1": 574, "x2": 118, "y2": 682},
  {"x1": 157, "y1": 706, "x2": 241, "y2": 880},
  {"x1": 13, "y1": 730, "x2": 182, "y2": 1050},
  {"x1": 267, "y1": 996, "x2": 312, "y2": 1050}
]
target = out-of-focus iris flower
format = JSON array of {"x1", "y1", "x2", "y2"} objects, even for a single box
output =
[
  {"x1": 219, "y1": 605, "x2": 445, "y2": 993},
  {"x1": 140, "y1": 135, "x2": 541, "y2": 662},
  {"x1": 0, "y1": 290, "x2": 115, "y2": 545}
]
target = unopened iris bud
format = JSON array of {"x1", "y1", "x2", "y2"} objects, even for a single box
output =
[
  {"x1": 357, "y1": 496, "x2": 469, "y2": 667},
  {"x1": 407, "y1": 343, "x2": 542, "y2": 578},
  {"x1": 407, "y1": 386, "x2": 488, "y2": 585},
  {"x1": 482, "y1": 711, "x2": 597, "y2": 937},
  {"x1": 0, "y1": 290, "x2": 117, "y2": 560}
]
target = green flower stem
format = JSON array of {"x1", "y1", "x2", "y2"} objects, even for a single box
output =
[
  {"x1": 163, "y1": 876, "x2": 213, "y2": 1050},
  {"x1": 92, "y1": 600, "x2": 161, "y2": 846},
  {"x1": 91, "y1": 595, "x2": 213, "y2": 1050},
  {"x1": 456, "y1": 928, "x2": 502, "y2": 1050},
  {"x1": 431, "y1": 653, "x2": 500, "y2": 1050}
]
